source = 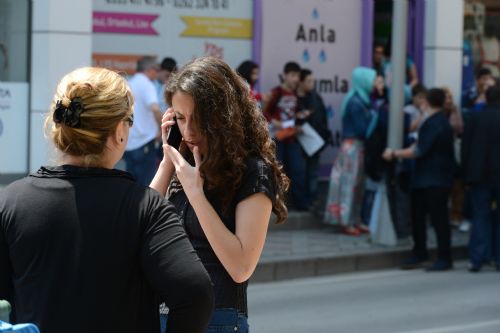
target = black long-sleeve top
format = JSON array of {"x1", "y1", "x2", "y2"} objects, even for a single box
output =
[{"x1": 0, "y1": 165, "x2": 214, "y2": 333}]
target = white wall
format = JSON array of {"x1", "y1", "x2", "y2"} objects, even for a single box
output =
[
  {"x1": 423, "y1": 0, "x2": 464, "y2": 105},
  {"x1": 30, "y1": 0, "x2": 92, "y2": 171}
]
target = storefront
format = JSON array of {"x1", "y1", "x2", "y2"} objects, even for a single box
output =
[
  {"x1": 0, "y1": 0, "x2": 31, "y2": 182},
  {"x1": 92, "y1": 0, "x2": 253, "y2": 74},
  {"x1": 0, "y1": 0, "x2": 468, "y2": 183}
]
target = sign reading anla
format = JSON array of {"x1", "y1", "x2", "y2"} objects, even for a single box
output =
[{"x1": 296, "y1": 24, "x2": 335, "y2": 43}]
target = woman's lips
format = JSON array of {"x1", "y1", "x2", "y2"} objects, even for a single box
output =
[{"x1": 185, "y1": 141, "x2": 197, "y2": 149}]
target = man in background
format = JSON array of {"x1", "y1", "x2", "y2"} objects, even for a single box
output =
[
  {"x1": 124, "y1": 56, "x2": 162, "y2": 185},
  {"x1": 462, "y1": 84, "x2": 500, "y2": 272}
]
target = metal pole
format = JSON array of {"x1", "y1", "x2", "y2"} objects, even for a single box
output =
[{"x1": 388, "y1": 0, "x2": 409, "y2": 150}]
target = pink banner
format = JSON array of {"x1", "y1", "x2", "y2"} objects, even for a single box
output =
[{"x1": 93, "y1": 12, "x2": 158, "y2": 35}]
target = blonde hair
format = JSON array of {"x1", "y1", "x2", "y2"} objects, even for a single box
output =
[{"x1": 45, "y1": 67, "x2": 134, "y2": 166}]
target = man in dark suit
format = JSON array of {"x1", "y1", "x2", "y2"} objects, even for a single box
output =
[{"x1": 461, "y1": 84, "x2": 500, "y2": 272}]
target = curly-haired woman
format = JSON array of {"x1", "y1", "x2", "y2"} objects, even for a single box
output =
[{"x1": 150, "y1": 57, "x2": 289, "y2": 333}]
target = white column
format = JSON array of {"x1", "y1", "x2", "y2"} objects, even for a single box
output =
[
  {"x1": 29, "y1": 0, "x2": 92, "y2": 171},
  {"x1": 423, "y1": 0, "x2": 464, "y2": 105}
]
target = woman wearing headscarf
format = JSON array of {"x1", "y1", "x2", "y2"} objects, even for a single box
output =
[{"x1": 324, "y1": 67, "x2": 378, "y2": 236}]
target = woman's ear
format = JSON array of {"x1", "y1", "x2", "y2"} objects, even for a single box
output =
[{"x1": 113, "y1": 120, "x2": 127, "y2": 145}]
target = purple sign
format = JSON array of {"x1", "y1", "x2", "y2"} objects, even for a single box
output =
[{"x1": 93, "y1": 11, "x2": 159, "y2": 35}]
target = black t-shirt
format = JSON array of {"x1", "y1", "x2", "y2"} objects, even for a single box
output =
[
  {"x1": 0, "y1": 165, "x2": 213, "y2": 333},
  {"x1": 168, "y1": 157, "x2": 276, "y2": 316},
  {"x1": 412, "y1": 112, "x2": 454, "y2": 189}
]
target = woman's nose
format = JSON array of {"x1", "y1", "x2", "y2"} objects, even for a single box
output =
[{"x1": 183, "y1": 121, "x2": 196, "y2": 140}]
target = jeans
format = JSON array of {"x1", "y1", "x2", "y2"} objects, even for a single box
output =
[
  {"x1": 276, "y1": 141, "x2": 307, "y2": 209},
  {"x1": 411, "y1": 187, "x2": 452, "y2": 262},
  {"x1": 469, "y1": 183, "x2": 500, "y2": 268},
  {"x1": 123, "y1": 139, "x2": 157, "y2": 186},
  {"x1": 161, "y1": 308, "x2": 248, "y2": 333}
]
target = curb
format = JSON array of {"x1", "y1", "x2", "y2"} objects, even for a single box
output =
[{"x1": 251, "y1": 245, "x2": 468, "y2": 283}]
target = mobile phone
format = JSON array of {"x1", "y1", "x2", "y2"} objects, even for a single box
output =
[{"x1": 166, "y1": 118, "x2": 182, "y2": 149}]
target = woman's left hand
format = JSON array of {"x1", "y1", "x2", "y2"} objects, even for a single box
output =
[{"x1": 164, "y1": 144, "x2": 205, "y2": 200}]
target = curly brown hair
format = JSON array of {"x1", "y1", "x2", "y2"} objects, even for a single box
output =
[{"x1": 165, "y1": 57, "x2": 289, "y2": 224}]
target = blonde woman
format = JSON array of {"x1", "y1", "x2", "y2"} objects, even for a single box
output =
[{"x1": 0, "y1": 67, "x2": 213, "y2": 332}]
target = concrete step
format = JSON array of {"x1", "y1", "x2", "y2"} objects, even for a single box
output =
[
  {"x1": 269, "y1": 210, "x2": 324, "y2": 231},
  {"x1": 252, "y1": 229, "x2": 470, "y2": 283}
]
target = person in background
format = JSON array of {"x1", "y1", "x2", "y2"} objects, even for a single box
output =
[
  {"x1": 404, "y1": 84, "x2": 428, "y2": 140},
  {"x1": 376, "y1": 41, "x2": 418, "y2": 105},
  {"x1": 383, "y1": 88, "x2": 455, "y2": 271},
  {"x1": 381, "y1": 41, "x2": 419, "y2": 88},
  {"x1": 366, "y1": 75, "x2": 412, "y2": 239},
  {"x1": 442, "y1": 87, "x2": 464, "y2": 136},
  {"x1": 373, "y1": 42, "x2": 386, "y2": 76},
  {"x1": 296, "y1": 68, "x2": 332, "y2": 210},
  {"x1": 236, "y1": 60, "x2": 268, "y2": 108},
  {"x1": 151, "y1": 57, "x2": 290, "y2": 333},
  {"x1": 460, "y1": 68, "x2": 496, "y2": 235},
  {"x1": 263, "y1": 61, "x2": 308, "y2": 211},
  {"x1": 441, "y1": 86, "x2": 467, "y2": 232},
  {"x1": 0, "y1": 67, "x2": 214, "y2": 332},
  {"x1": 324, "y1": 67, "x2": 378, "y2": 236},
  {"x1": 461, "y1": 84, "x2": 500, "y2": 272},
  {"x1": 124, "y1": 56, "x2": 162, "y2": 185},
  {"x1": 156, "y1": 57, "x2": 178, "y2": 112},
  {"x1": 462, "y1": 67, "x2": 495, "y2": 113}
]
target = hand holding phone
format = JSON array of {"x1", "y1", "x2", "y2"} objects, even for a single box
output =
[{"x1": 165, "y1": 117, "x2": 182, "y2": 149}]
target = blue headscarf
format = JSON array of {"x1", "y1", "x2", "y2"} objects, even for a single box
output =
[{"x1": 341, "y1": 67, "x2": 377, "y2": 118}]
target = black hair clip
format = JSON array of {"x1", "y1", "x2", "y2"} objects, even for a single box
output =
[{"x1": 53, "y1": 97, "x2": 85, "y2": 128}]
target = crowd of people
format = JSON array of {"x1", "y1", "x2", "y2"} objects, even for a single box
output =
[
  {"x1": 214, "y1": 44, "x2": 498, "y2": 275},
  {"x1": 321, "y1": 45, "x2": 500, "y2": 273}
]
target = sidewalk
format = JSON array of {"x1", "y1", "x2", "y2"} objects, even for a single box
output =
[
  {"x1": 253, "y1": 212, "x2": 469, "y2": 282},
  {"x1": 1, "y1": 183, "x2": 469, "y2": 283}
]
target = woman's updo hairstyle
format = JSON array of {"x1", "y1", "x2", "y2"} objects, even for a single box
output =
[{"x1": 45, "y1": 67, "x2": 134, "y2": 166}]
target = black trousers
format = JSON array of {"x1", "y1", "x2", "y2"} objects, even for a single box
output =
[{"x1": 411, "y1": 187, "x2": 452, "y2": 262}]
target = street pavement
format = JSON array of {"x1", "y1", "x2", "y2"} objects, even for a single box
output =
[{"x1": 248, "y1": 262, "x2": 500, "y2": 333}]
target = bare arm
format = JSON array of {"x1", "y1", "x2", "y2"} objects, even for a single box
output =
[
  {"x1": 394, "y1": 146, "x2": 417, "y2": 159},
  {"x1": 190, "y1": 192, "x2": 271, "y2": 283},
  {"x1": 150, "y1": 161, "x2": 175, "y2": 197},
  {"x1": 408, "y1": 63, "x2": 419, "y2": 87},
  {"x1": 382, "y1": 144, "x2": 417, "y2": 161}
]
